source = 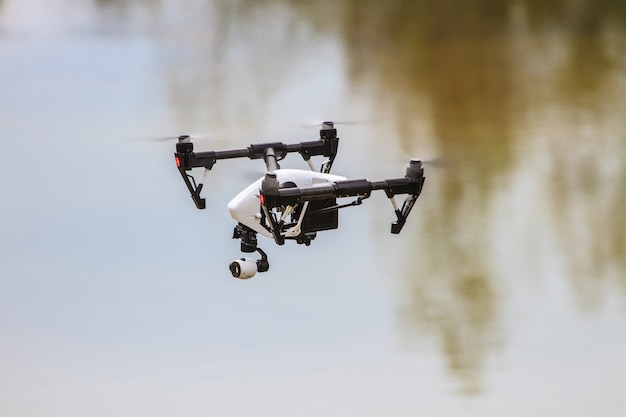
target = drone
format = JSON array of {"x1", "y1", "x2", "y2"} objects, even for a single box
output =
[{"x1": 174, "y1": 121, "x2": 425, "y2": 278}]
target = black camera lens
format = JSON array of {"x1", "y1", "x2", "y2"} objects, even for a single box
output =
[{"x1": 229, "y1": 261, "x2": 241, "y2": 277}]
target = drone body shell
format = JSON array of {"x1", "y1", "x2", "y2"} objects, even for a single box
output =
[{"x1": 227, "y1": 169, "x2": 347, "y2": 238}]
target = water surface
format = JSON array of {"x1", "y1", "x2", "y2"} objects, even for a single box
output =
[{"x1": 1, "y1": 1, "x2": 625, "y2": 416}]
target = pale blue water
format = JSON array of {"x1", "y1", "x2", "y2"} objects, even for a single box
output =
[{"x1": 1, "y1": 1, "x2": 625, "y2": 416}]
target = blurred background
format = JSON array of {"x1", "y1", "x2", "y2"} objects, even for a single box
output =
[{"x1": 1, "y1": 0, "x2": 625, "y2": 416}]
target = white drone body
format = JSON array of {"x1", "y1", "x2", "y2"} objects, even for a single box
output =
[
  {"x1": 227, "y1": 169, "x2": 346, "y2": 238},
  {"x1": 173, "y1": 121, "x2": 425, "y2": 278}
]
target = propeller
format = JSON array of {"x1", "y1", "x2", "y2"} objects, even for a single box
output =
[
  {"x1": 419, "y1": 157, "x2": 446, "y2": 168},
  {"x1": 137, "y1": 132, "x2": 235, "y2": 146},
  {"x1": 295, "y1": 119, "x2": 365, "y2": 128},
  {"x1": 389, "y1": 156, "x2": 445, "y2": 171},
  {"x1": 140, "y1": 134, "x2": 216, "y2": 142}
]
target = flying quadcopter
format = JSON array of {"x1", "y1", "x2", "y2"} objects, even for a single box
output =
[{"x1": 174, "y1": 121, "x2": 425, "y2": 278}]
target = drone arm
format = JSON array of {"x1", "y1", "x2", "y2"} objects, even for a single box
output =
[
  {"x1": 174, "y1": 130, "x2": 340, "y2": 209},
  {"x1": 175, "y1": 139, "x2": 338, "y2": 171},
  {"x1": 264, "y1": 177, "x2": 419, "y2": 205},
  {"x1": 261, "y1": 159, "x2": 425, "y2": 234}
]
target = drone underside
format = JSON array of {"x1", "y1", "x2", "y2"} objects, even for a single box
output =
[
  {"x1": 228, "y1": 169, "x2": 346, "y2": 240},
  {"x1": 174, "y1": 122, "x2": 425, "y2": 278}
]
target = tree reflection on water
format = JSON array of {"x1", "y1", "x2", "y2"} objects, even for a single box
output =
[
  {"x1": 90, "y1": 0, "x2": 626, "y2": 392},
  {"x1": 290, "y1": 0, "x2": 626, "y2": 391}
]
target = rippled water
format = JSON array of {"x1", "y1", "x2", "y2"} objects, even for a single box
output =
[{"x1": 1, "y1": 1, "x2": 625, "y2": 416}]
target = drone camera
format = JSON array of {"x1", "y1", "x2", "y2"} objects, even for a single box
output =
[
  {"x1": 229, "y1": 258, "x2": 258, "y2": 279},
  {"x1": 229, "y1": 254, "x2": 270, "y2": 279}
]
